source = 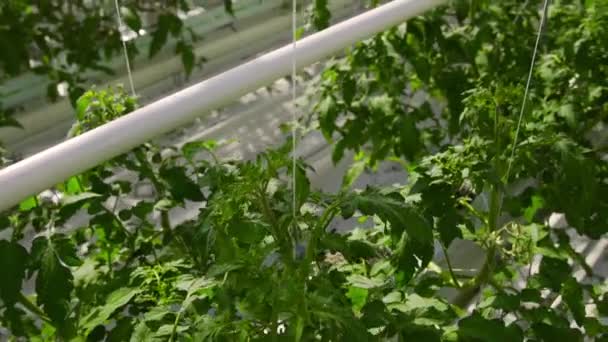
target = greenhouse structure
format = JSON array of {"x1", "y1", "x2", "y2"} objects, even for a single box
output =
[{"x1": 0, "y1": 0, "x2": 607, "y2": 340}]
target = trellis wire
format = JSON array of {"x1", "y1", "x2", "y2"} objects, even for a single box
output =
[
  {"x1": 291, "y1": 0, "x2": 298, "y2": 224},
  {"x1": 113, "y1": 0, "x2": 136, "y2": 97},
  {"x1": 505, "y1": 0, "x2": 550, "y2": 182}
]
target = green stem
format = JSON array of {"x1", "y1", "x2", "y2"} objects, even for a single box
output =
[
  {"x1": 107, "y1": 249, "x2": 113, "y2": 275},
  {"x1": 258, "y1": 187, "x2": 282, "y2": 243},
  {"x1": 170, "y1": 294, "x2": 189, "y2": 342},
  {"x1": 453, "y1": 185, "x2": 502, "y2": 308},
  {"x1": 17, "y1": 292, "x2": 52, "y2": 325},
  {"x1": 458, "y1": 198, "x2": 487, "y2": 225},
  {"x1": 305, "y1": 200, "x2": 342, "y2": 265},
  {"x1": 161, "y1": 210, "x2": 172, "y2": 236},
  {"x1": 441, "y1": 243, "x2": 461, "y2": 288}
]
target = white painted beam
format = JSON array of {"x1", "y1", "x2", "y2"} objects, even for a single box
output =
[{"x1": 0, "y1": 0, "x2": 446, "y2": 211}]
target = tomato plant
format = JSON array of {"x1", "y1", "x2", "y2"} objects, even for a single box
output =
[{"x1": 1, "y1": 0, "x2": 608, "y2": 341}]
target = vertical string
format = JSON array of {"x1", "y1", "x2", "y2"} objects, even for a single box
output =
[
  {"x1": 291, "y1": 0, "x2": 298, "y2": 222},
  {"x1": 505, "y1": 0, "x2": 549, "y2": 182},
  {"x1": 113, "y1": 0, "x2": 137, "y2": 97}
]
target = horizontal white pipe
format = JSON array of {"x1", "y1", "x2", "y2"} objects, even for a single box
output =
[
  {"x1": 0, "y1": 0, "x2": 274, "y2": 109},
  {"x1": 0, "y1": 0, "x2": 288, "y2": 145},
  {"x1": 0, "y1": 0, "x2": 358, "y2": 153},
  {"x1": 0, "y1": 0, "x2": 446, "y2": 211}
]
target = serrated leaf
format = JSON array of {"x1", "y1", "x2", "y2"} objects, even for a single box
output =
[
  {"x1": 36, "y1": 238, "x2": 74, "y2": 326},
  {"x1": 130, "y1": 321, "x2": 154, "y2": 342},
  {"x1": 345, "y1": 188, "x2": 432, "y2": 243},
  {"x1": 51, "y1": 234, "x2": 82, "y2": 267},
  {"x1": 0, "y1": 241, "x2": 28, "y2": 304},
  {"x1": 403, "y1": 294, "x2": 448, "y2": 312},
  {"x1": 342, "y1": 155, "x2": 367, "y2": 190},
  {"x1": 159, "y1": 166, "x2": 204, "y2": 202},
  {"x1": 81, "y1": 287, "x2": 141, "y2": 334},
  {"x1": 538, "y1": 256, "x2": 571, "y2": 291},
  {"x1": 61, "y1": 192, "x2": 100, "y2": 206},
  {"x1": 346, "y1": 274, "x2": 384, "y2": 289},
  {"x1": 181, "y1": 140, "x2": 217, "y2": 161}
]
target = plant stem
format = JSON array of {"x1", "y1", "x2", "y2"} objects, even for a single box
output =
[
  {"x1": 453, "y1": 185, "x2": 502, "y2": 308},
  {"x1": 458, "y1": 198, "x2": 487, "y2": 225},
  {"x1": 17, "y1": 292, "x2": 52, "y2": 325},
  {"x1": 441, "y1": 243, "x2": 461, "y2": 288},
  {"x1": 257, "y1": 187, "x2": 282, "y2": 243},
  {"x1": 305, "y1": 200, "x2": 341, "y2": 265},
  {"x1": 107, "y1": 249, "x2": 113, "y2": 275}
]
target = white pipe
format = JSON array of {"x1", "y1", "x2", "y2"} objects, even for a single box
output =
[{"x1": 0, "y1": 0, "x2": 446, "y2": 211}]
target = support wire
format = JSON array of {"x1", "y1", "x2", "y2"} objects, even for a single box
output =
[
  {"x1": 113, "y1": 0, "x2": 137, "y2": 97},
  {"x1": 505, "y1": 0, "x2": 550, "y2": 182}
]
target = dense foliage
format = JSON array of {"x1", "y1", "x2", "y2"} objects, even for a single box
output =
[{"x1": 1, "y1": 0, "x2": 607, "y2": 340}]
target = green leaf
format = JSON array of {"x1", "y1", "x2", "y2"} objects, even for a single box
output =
[
  {"x1": 311, "y1": 0, "x2": 331, "y2": 30},
  {"x1": 61, "y1": 192, "x2": 100, "y2": 206},
  {"x1": 0, "y1": 241, "x2": 28, "y2": 304},
  {"x1": 226, "y1": 219, "x2": 265, "y2": 244},
  {"x1": 159, "y1": 166, "x2": 204, "y2": 202},
  {"x1": 347, "y1": 274, "x2": 384, "y2": 289},
  {"x1": 149, "y1": 19, "x2": 169, "y2": 58},
  {"x1": 458, "y1": 313, "x2": 523, "y2": 342},
  {"x1": 346, "y1": 286, "x2": 369, "y2": 312},
  {"x1": 130, "y1": 321, "x2": 154, "y2": 342},
  {"x1": 58, "y1": 192, "x2": 102, "y2": 223},
  {"x1": 19, "y1": 196, "x2": 37, "y2": 211},
  {"x1": 294, "y1": 162, "x2": 310, "y2": 210},
  {"x1": 399, "y1": 294, "x2": 448, "y2": 313},
  {"x1": 224, "y1": 0, "x2": 234, "y2": 16},
  {"x1": 561, "y1": 277, "x2": 585, "y2": 326},
  {"x1": 81, "y1": 287, "x2": 141, "y2": 334},
  {"x1": 35, "y1": 237, "x2": 74, "y2": 327},
  {"x1": 345, "y1": 188, "x2": 432, "y2": 243},
  {"x1": 532, "y1": 323, "x2": 583, "y2": 342},
  {"x1": 51, "y1": 234, "x2": 82, "y2": 267},
  {"x1": 122, "y1": 7, "x2": 142, "y2": 32},
  {"x1": 342, "y1": 154, "x2": 367, "y2": 190},
  {"x1": 181, "y1": 140, "x2": 218, "y2": 161},
  {"x1": 537, "y1": 256, "x2": 571, "y2": 291},
  {"x1": 398, "y1": 115, "x2": 422, "y2": 160},
  {"x1": 76, "y1": 93, "x2": 90, "y2": 121},
  {"x1": 107, "y1": 318, "x2": 134, "y2": 342},
  {"x1": 177, "y1": 41, "x2": 195, "y2": 77},
  {"x1": 524, "y1": 195, "x2": 545, "y2": 222},
  {"x1": 393, "y1": 229, "x2": 434, "y2": 283}
]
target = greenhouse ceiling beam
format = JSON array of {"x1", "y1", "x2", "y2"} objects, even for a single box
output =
[{"x1": 0, "y1": 0, "x2": 446, "y2": 211}]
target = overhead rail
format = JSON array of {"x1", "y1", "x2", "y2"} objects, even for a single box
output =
[
  {"x1": 1, "y1": 0, "x2": 359, "y2": 155},
  {"x1": 0, "y1": 0, "x2": 279, "y2": 109},
  {"x1": 0, "y1": 0, "x2": 361, "y2": 152},
  {"x1": 0, "y1": 0, "x2": 446, "y2": 212}
]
